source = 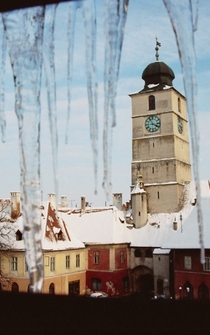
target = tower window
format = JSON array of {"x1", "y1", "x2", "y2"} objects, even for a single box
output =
[
  {"x1": 149, "y1": 95, "x2": 155, "y2": 110},
  {"x1": 157, "y1": 191, "x2": 160, "y2": 199},
  {"x1": 152, "y1": 167, "x2": 154, "y2": 174},
  {"x1": 153, "y1": 142, "x2": 155, "y2": 148},
  {"x1": 178, "y1": 97, "x2": 181, "y2": 112}
]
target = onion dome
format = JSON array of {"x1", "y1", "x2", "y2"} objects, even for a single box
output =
[{"x1": 141, "y1": 37, "x2": 175, "y2": 92}]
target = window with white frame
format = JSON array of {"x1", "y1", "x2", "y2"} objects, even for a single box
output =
[
  {"x1": 184, "y1": 256, "x2": 192, "y2": 270},
  {"x1": 76, "y1": 254, "x2": 80, "y2": 268},
  {"x1": 66, "y1": 255, "x2": 70, "y2": 269},
  {"x1": 203, "y1": 257, "x2": 210, "y2": 272},
  {"x1": 50, "y1": 256, "x2": 55, "y2": 271},
  {"x1": 11, "y1": 256, "x2": 18, "y2": 271},
  {"x1": 94, "y1": 251, "x2": 99, "y2": 264}
]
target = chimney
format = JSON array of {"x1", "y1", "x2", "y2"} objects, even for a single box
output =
[
  {"x1": 61, "y1": 195, "x2": 68, "y2": 208},
  {"x1": 10, "y1": 192, "x2": 21, "y2": 220},
  {"x1": 48, "y1": 193, "x2": 56, "y2": 209},
  {"x1": 81, "y1": 196, "x2": 86, "y2": 213},
  {"x1": 112, "y1": 193, "x2": 122, "y2": 210}
]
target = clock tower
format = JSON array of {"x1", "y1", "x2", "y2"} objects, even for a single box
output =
[{"x1": 129, "y1": 40, "x2": 191, "y2": 214}]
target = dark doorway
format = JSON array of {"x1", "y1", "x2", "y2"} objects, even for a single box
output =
[
  {"x1": 11, "y1": 282, "x2": 19, "y2": 293},
  {"x1": 49, "y1": 283, "x2": 55, "y2": 294},
  {"x1": 198, "y1": 283, "x2": 209, "y2": 300},
  {"x1": 68, "y1": 280, "x2": 80, "y2": 296},
  {"x1": 183, "y1": 281, "x2": 193, "y2": 299},
  {"x1": 131, "y1": 265, "x2": 154, "y2": 298}
]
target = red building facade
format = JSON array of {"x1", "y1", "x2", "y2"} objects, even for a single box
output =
[
  {"x1": 173, "y1": 249, "x2": 210, "y2": 299},
  {"x1": 86, "y1": 244, "x2": 130, "y2": 296}
]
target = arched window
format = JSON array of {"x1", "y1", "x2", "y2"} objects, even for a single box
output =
[
  {"x1": 178, "y1": 97, "x2": 181, "y2": 112},
  {"x1": 49, "y1": 283, "x2": 55, "y2": 294},
  {"x1": 157, "y1": 279, "x2": 164, "y2": 295},
  {"x1": 12, "y1": 282, "x2": 19, "y2": 293},
  {"x1": 198, "y1": 283, "x2": 209, "y2": 300},
  {"x1": 149, "y1": 95, "x2": 155, "y2": 110},
  {"x1": 183, "y1": 281, "x2": 193, "y2": 299},
  {"x1": 145, "y1": 249, "x2": 153, "y2": 258},
  {"x1": 57, "y1": 230, "x2": 63, "y2": 240}
]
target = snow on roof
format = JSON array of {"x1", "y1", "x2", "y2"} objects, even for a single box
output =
[
  {"x1": 153, "y1": 248, "x2": 171, "y2": 255},
  {"x1": 1, "y1": 202, "x2": 85, "y2": 251},
  {"x1": 130, "y1": 180, "x2": 210, "y2": 249},
  {"x1": 163, "y1": 196, "x2": 210, "y2": 249},
  {"x1": 1, "y1": 180, "x2": 210, "y2": 252},
  {"x1": 59, "y1": 206, "x2": 131, "y2": 245},
  {"x1": 131, "y1": 184, "x2": 146, "y2": 195}
]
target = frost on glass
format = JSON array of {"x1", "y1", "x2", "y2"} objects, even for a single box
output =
[
  {"x1": 163, "y1": 0, "x2": 204, "y2": 263},
  {"x1": 0, "y1": 15, "x2": 6, "y2": 143},
  {"x1": 103, "y1": 0, "x2": 129, "y2": 199},
  {"x1": 43, "y1": 4, "x2": 58, "y2": 200},
  {"x1": 2, "y1": 7, "x2": 45, "y2": 292}
]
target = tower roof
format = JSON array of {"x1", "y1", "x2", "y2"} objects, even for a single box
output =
[{"x1": 141, "y1": 37, "x2": 175, "y2": 92}]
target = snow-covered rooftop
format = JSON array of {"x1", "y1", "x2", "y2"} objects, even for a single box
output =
[
  {"x1": 1, "y1": 180, "x2": 210, "y2": 252},
  {"x1": 59, "y1": 206, "x2": 131, "y2": 245}
]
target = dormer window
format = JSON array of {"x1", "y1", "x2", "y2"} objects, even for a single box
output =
[
  {"x1": 149, "y1": 95, "x2": 155, "y2": 110},
  {"x1": 57, "y1": 230, "x2": 63, "y2": 241},
  {"x1": 16, "y1": 230, "x2": 22, "y2": 241}
]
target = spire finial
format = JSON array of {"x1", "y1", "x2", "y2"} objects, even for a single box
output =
[{"x1": 155, "y1": 36, "x2": 161, "y2": 61}]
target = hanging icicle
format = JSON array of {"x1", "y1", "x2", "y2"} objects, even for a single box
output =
[
  {"x1": 163, "y1": 0, "x2": 204, "y2": 263},
  {"x1": 65, "y1": 0, "x2": 83, "y2": 144},
  {"x1": 43, "y1": 4, "x2": 58, "y2": 200},
  {"x1": 2, "y1": 6, "x2": 45, "y2": 292},
  {"x1": 82, "y1": 0, "x2": 98, "y2": 195},
  {"x1": 0, "y1": 15, "x2": 6, "y2": 143},
  {"x1": 103, "y1": 0, "x2": 129, "y2": 199}
]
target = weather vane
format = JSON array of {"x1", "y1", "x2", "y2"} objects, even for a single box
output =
[{"x1": 155, "y1": 36, "x2": 161, "y2": 61}]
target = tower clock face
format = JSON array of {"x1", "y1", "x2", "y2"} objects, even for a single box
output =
[
  {"x1": 145, "y1": 115, "x2": 161, "y2": 132},
  {"x1": 178, "y1": 117, "x2": 183, "y2": 134}
]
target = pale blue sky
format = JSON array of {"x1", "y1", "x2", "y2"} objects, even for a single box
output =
[{"x1": 1, "y1": 0, "x2": 210, "y2": 207}]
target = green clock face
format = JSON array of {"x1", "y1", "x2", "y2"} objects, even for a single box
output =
[
  {"x1": 145, "y1": 115, "x2": 161, "y2": 132},
  {"x1": 178, "y1": 117, "x2": 183, "y2": 134}
]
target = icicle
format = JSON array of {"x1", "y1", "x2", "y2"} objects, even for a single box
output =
[
  {"x1": 2, "y1": 7, "x2": 45, "y2": 292},
  {"x1": 65, "y1": 0, "x2": 83, "y2": 144},
  {"x1": 163, "y1": 0, "x2": 205, "y2": 263},
  {"x1": 103, "y1": 0, "x2": 129, "y2": 199},
  {"x1": 0, "y1": 15, "x2": 6, "y2": 143},
  {"x1": 43, "y1": 4, "x2": 58, "y2": 200},
  {"x1": 82, "y1": 0, "x2": 98, "y2": 195}
]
